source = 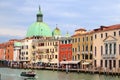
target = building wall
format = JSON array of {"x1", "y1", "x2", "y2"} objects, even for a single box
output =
[
  {"x1": 35, "y1": 38, "x2": 60, "y2": 65},
  {"x1": 72, "y1": 30, "x2": 93, "y2": 62},
  {"x1": 93, "y1": 26, "x2": 120, "y2": 69},
  {"x1": 0, "y1": 48, "x2": 5, "y2": 60},
  {"x1": 20, "y1": 38, "x2": 33, "y2": 62},
  {"x1": 59, "y1": 38, "x2": 72, "y2": 62},
  {"x1": 5, "y1": 40, "x2": 14, "y2": 61}
]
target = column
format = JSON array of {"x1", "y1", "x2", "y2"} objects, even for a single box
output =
[
  {"x1": 107, "y1": 43, "x2": 109, "y2": 55},
  {"x1": 112, "y1": 43, "x2": 113, "y2": 55}
]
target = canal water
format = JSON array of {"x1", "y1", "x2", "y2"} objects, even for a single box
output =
[{"x1": 0, "y1": 68, "x2": 119, "y2": 80}]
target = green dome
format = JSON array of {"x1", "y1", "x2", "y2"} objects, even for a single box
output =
[
  {"x1": 14, "y1": 42, "x2": 21, "y2": 47},
  {"x1": 26, "y1": 22, "x2": 52, "y2": 37},
  {"x1": 52, "y1": 27, "x2": 61, "y2": 36},
  {"x1": 65, "y1": 32, "x2": 70, "y2": 37}
]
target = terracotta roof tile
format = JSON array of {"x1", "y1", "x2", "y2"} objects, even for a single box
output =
[
  {"x1": 94, "y1": 24, "x2": 120, "y2": 32},
  {"x1": 75, "y1": 28, "x2": 87, "y2": 31}
]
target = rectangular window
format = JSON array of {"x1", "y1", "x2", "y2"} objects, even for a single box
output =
[
  {"x1": 86, "y1": 37, "x2": 88, "y2": 41},
  {"x1": 65, "y1": 40, "x2": 67, "y2": 44},
  {"x1": 83, "y1": 37, "x2": 84, "y2": 42},
  {"x1": 105, "y1": 44, "x2": 108, "y2": 54},
  {"x1": 78, "y1": 46, "x2": 80, "y2": 51},
  {"x1": 55, "y1": 55, "x2": 57, "y2": 59},
  {"x1": 95, "y1": 34, "x2": 97, "y2": 39},
  {"x1": 68, "y1": 40, "x2": 71, "y2": 43},
  {"x1": 113, "y1": 60, "x2": 116, "y2": 68},
  {"x1": 101, "y1": 60, "x2": 103, "y2": 67},
  {"x1": 105, "y1": 33, "x2": 108, "y2": 37},
  {"x1": 105, "y1": 60, "x2": 107, "y2": 68},
  {"x1": 90, "y1": 45, "x2": 92, "y2": 51},
  {"x1": 75, "y1": 48, "x2": 77, "y2": 52},
  {"x1": 91, "y1": 36, "x2": 93, "y2": 41},
  {"x1": 75, "y1": 38, "x2": 77, "y2": 42},
  {"x1": 109, "y1": 60, "x2": 112, "y2": 70},
  {"x1": 72, "y1": 48, "x2": 74, "y2": 52},
  {"x1": 72, "y1": 39, "x2": 74, "y2": 43},
  {"x1": 119, "y1": 60, "x2": 120, "y2": 68},
  {"x1": 86, "y1": 45, "x2": 88, "y2": 51},
  {"x1": 101, "y1": 46, "x2": 103, "y2": 55},
  {"x1": 83, "y1": 45, "x2": 84, "y2": 51},
  {"x1": 110, "y1": 44, "x2": 112, "y2": 54},
  {"x1": 78, "y1": 38, "x2": 80, "y2": 42},
  {"x1": 119, "y1": 44, "x2": 120, "y2": 55},
  {"x1": 101, "y1": 34, "x2": 103, "y2": 38},
  {"x1": 119, "y1": 31, "x2": 120, "y2": 36},
  {"x1": 95, "y1": 47, "x2": 97, "y2": 56},
  {"x1": 94, "y1": 60, "x2": 96, "y2": 67},
  {"x1": 114, "y1": 32, "x2": 116, "y2": 36},
  {"x1": 26, "y1": 57, "x2": 28, "y2": 60},
  {"x1": 114, "y1": 43, "x2": 116, "y2": 54},
  {"x1": 22, "y1": 46, "x2": 24, "y2": 49}
]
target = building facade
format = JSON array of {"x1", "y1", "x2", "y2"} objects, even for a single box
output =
[
  {"x1": 72, "y1": 28, "x2": 93, "y2": 68},
  {"x1": 59, "y1": 37, "x2": 72, "y2": 62},
  {"x1": 93, "y1": 25, "x2": 120, "y2": 71},
  {"x1": 20, "y1": 38, "x2": 33, "y2": 67}
]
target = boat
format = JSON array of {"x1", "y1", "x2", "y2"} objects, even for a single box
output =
[{"x1": 20, "y1": 71, "x2": 36, "y2": 77}]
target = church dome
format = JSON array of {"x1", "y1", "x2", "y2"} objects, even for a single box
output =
[
  {"x1": 26, "y1": 6, "x2": 52, "y2": 37},
  {"x1": 26, "y1": 22, "x2": 52, "y2": 37},
  {"x1": 52, "y1": 27, "x2": 61, "y2": 36},
  {"x1": 65, "y1": 32, "x2": 70, "y2": 37}
]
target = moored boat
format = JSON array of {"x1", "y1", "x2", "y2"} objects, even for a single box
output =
[{"x1": 20, "y1": 71, "x2": 36, "y2": 77}]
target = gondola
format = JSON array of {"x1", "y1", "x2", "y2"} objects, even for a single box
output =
[{"x1": 20, "y1": 71, "x2": 36, "y2": 77}]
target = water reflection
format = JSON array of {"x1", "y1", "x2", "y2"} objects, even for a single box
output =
[{"x1": 0, "y1": 68, "x2": 120, "y2": 80}]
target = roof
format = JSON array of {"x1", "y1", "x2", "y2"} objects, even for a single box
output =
[
  {"x1": 52, "y1": 27, "x2": 61, "y2": 36},
  {"x1": 14, "y1": 42, "x2": 22, "y2": 47},
  {"x1": 72, "y1": 31, "x2": 93, "y2": 37},
  {"x1": 93, "y1": 24, "x2": 120, "y2": 33},
  {"x1": 26, "y1": 22, "x2": 52, "y2": 37},
  {"x1": 75, "y1": 28, "x2": 87, "y2": 31}
]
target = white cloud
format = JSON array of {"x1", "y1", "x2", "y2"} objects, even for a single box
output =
[{"x1": 0, "y1": 26, "x2": 26, "y2": 37}]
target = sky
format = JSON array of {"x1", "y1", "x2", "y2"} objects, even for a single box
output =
[{"x1": 0, "y1": 0, "x2": 120, "y2": 42}]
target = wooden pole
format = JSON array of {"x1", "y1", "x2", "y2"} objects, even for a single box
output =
[{"x1": 0, "y1": 74, "x2": 1, "y2": 80}]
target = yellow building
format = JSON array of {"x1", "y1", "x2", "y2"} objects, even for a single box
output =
[{"x1": 72, "y1": 28, "x2": 93, "y2": 68}]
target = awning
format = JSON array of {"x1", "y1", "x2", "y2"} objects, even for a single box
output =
[
  {"x1": 41, "y1": 59, "x2": 49, "y2": 63},
  {"x1": 60, "y1": 61, "x2": 69, "y2": 64},
  {"x1": 50, "y1": 61, "x2": 58, "y2": 64},
  {"x1": 60, "y1": 61, "x2": 80, "y2": 65},
  {"x1": 68, "y1": 61, "x2": 80, "y2": 64},
  {"x1": 82, "y1": 61, "x2": 92, "y2": 65}
]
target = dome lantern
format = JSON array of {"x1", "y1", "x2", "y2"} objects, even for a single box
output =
[
  {"x1": 26, "y1": 6, "x2": 52, "y2": 37},
  {"x1": 37, "y1": 6, "x2": 43, "y2": 22}
]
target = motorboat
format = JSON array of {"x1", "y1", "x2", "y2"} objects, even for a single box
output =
[{"x1": 20, "y1": 71, "x2": 36, "y2": 77}]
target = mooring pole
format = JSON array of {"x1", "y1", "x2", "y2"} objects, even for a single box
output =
[{"x1": 0, "y1": 74, "x2": 1, "y2": 80}]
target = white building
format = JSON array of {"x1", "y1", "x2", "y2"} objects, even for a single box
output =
[{"x1": 93, "y1": 25, "x2": 120, "y2": 70}]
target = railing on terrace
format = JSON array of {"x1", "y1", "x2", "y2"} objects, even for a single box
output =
[{"x1": 102, "y1": 54, "x2": 116, "y2": 59}]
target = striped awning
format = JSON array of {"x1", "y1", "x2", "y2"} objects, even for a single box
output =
[
  {"x1": 82, "y1": 61, "x2": 92, "y2": 65},
  {"x1": 60, "y1": 60, "x2": 80, "y2": 65}
]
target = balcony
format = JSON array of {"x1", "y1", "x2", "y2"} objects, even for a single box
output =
[
  {"x1": 102, "y1": 54, "x2": 116, "y2": 59},
  {"x1": 81, "y1": 51, "x2": 84, "y2": 54},
  {"x1": 76, "y1": 51, "x2": 80, "y2": 54},
  {"x1": 90, "y1": 51, "x2": 92, "y2": 54}
]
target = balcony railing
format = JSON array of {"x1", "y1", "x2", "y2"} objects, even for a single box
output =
[
  {"x1": 76, "y1": 51, "x2": 80, "y2": 54},
  {"x1": 90, "y1": 51, "x2": 92, "y2": 54},
  {"x1": 102, "y1": 54, "x2": 116, "y2": 59}
]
